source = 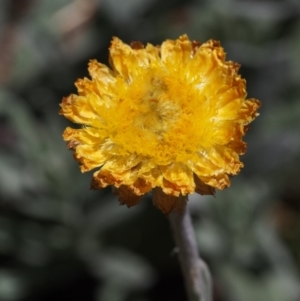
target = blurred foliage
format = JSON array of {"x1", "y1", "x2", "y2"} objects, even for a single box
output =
[{"x1": 0, "y1": 0, "x2": 300, "y2": 301}]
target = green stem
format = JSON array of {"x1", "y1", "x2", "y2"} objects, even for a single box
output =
[{"x1": 169, "y1": 205, "x2": 213, "y2": 301}]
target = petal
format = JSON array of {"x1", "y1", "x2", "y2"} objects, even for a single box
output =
[
  {"x1": 160, "y1": 34, "x2": 193, "y2": 66},
  {"x1": 113, "y1": 185, "x2": 143, "y2": 208},
  {"x1": 187, "y1": 40, "x2": 226, "y2": 81},
  {"x1": 189, "y1": 151, "x2": 222, "y2": 177},
  {"x1": 75, "y1": 144, "x2": 110, "y2": 172},
  {"x1": 109, "y1": 37, "x2": 161, "y2": 81},
  {"x1": 59, "y1": 93, "x2": 104, "y2": 127},
  {"x1": 67, "y1": 137, "x2": 117, "y2": 172},
  {"x1": 75, "y1": 78, "x2": 114, "y2": 112},
  {"x1": 237, "y1": 98, "x2": 261, "y2": 124},
  {"x1": 210, "y1": 121, "x2": 236, "y2": 146},
  {"x1": 88, "y1": 60, "x2": 118, "y2": 108},
  {"x1": 60, "y1": 94, "x2": 93, "y2": 125},
  {"x1": 227, "y1": 140, "x2": 247, "y2": 155},
  {"x1": 194, "y1": 174, "x2": 215, "y2": 196},
  {"x1": 91, "y1": 168, "x2": 120, "y2": 189},
  {"x1": 215, "y1": 94, "x2": 245, "y2": 121},
  {"x1": 140, "y1": 166, "x2": 164, "y2": 189},
  {"x1": 205, "y1": 146, "x2": 243, "y2": 175},
  {"x1": 160, "y1": 163, "x2": 195, "y2": 196},
  {"x1": 91, "y1": 155, "x2": 143, "y2": 188},
  {"x1": 127, "y1": 178, "x2": 153, "y2": 195},
  {"x1": 63, "y1": 127, "x2": 106, "y2": 145},
  {"x1": 190, "y1": 145, "x2": 243, "y2": 190},
  {"x1": 88, "y1": 59, "x2": 115, "y2": 83},
  {"x1": 199, "y1": 173, "x2": 231, "y2": 190}
]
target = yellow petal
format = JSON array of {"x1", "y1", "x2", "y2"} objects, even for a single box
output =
[
  {"x1": 160, "y1": 163, "x2": 195, "y2": 196},
  {"x1": 109, "y1": 37, "x2": 161, "y2": 81},
  {"x1": 160, "y1": 34, "x2": 193, "y2": 66}
]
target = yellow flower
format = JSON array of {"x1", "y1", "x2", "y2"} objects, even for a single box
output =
[{"x1": 59, "y1": 35, "x2": 260, "y2": 214}]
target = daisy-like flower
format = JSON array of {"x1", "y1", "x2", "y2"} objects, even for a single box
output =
[{"x1": 60, "y1": 34, "x2": 260, "y2": 214}]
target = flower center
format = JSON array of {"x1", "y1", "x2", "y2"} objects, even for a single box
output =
[
  {"x1": 110, "y1": 67, "x2": 210, "y2": 165},
  {"x1": 132, "y1": 76, "x2": 180, "y2": 139}
]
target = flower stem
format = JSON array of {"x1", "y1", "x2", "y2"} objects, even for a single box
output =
[{"x1": 169, "y1": 206, "x2": 213, "y2": 301}]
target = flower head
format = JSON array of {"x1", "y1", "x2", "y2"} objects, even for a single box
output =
[{"x1": 60, "y1": 34, "x2": 260, "y2": 214}]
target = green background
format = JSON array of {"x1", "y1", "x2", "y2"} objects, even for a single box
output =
[{"x1": 1, "y1": 0, "x2": 300, "y2": 300}]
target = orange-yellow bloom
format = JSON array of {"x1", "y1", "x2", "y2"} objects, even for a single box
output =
[{"x1": 60, "y1": 34, "x2": 260, "y2": 214}]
